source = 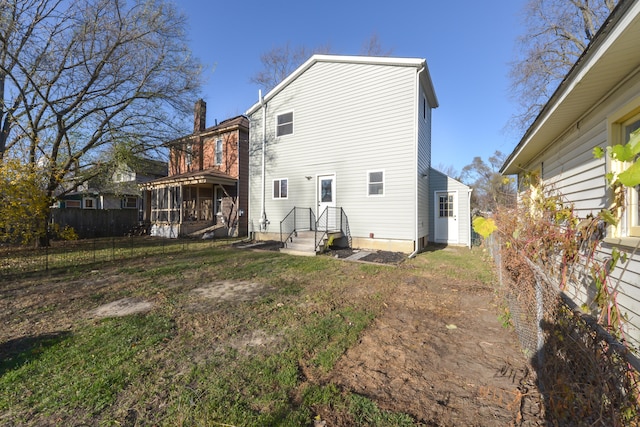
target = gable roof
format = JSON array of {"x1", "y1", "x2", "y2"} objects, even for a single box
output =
[
  {"x1": 501, "y1": 0, "x2": 640, "y2": 175},
  {"x1": 245, "y1": 54, "x2": 439, "y2": 116}
]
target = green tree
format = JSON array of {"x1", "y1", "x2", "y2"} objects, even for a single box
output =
[
  {"x1": 461, "y1": 151, "x2": 516, "y2": 212},
  {"x1": 509, "y1": 0, "x2": 618, "y2": 131}
]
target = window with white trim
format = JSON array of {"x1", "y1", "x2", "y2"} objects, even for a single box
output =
[
  {"x1": 623, "y1": 113, "x2": 640, "y2": 237},
  {"x1": 215, "y1": 139, "x2": 223, "y2": 165},
  {"x1": 367, "y1": 171, "x2": 384, "y2": 196},
  {"x1": 276, "y1": 112, "x2": 293, "y2": 136},
  {"x1": 84, "y1": 198, "x2": 96, "y2": 209},
  {"x1": 273, "y1": 178, "x2": 288, "y2": 199},
  {"x1": 123, "y1": 196, "x2": 138, "y2": 209}
]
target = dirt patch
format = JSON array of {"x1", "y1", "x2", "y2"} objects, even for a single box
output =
[
  {"x1": 326, "y1": 274, "x2": 542, "y2": 426},
  {"x1": 89, "y1": 297, "x2": 153, "y2": 318},
  {"x1": 191, "y1": 280, "x2": 272, "y2": 302}
]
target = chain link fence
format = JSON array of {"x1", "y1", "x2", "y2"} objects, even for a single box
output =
[
  {"x1": 488, "y1": 234, "x2": 640, "y2": 426},
  {"x1": 0, "y1": 236, "x2": 224, "y2": 280}
]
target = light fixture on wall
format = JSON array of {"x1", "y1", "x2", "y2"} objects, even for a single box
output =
[{"x1": 305, "y1": 176, "x2": 312, "y2": 180}]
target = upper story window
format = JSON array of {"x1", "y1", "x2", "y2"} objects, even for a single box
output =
[
  {"x1": 273, "y1": 178, "x2": 288, "y2": 199},
  {"x1": 186, "y1": 142, "x2": 193, "y2": 167},
  {"x1": 367, "y1": 171, "x2": 384, "y2": 196},
  {"x1": 215, "y1": 139, "x2": 223, "y2": 165},
  {"x1": 276, "y1": 112, "x2": 293, "y2": 137}
]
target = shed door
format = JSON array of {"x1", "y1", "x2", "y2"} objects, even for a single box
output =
[{"x1": 435, "y1": 191, "x2": 458, "y2": 243}]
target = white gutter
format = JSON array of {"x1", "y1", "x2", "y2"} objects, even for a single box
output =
[
  {"x1": 259, "y1": 90, "x2": 268, "y2": 230},
  {"x1": 409, "y1": 66, "x2": 426, "y2": 259}
]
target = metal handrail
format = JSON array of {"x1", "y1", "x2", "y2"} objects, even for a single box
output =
[
  {"x1": 314, "y1": 207, "x2": 352, "y2": 252},
  {"x1": 315, "y1": 207, "x2": 329, "y2": 251},
  {"x1": 280, "y1": 207, "x2": 315, "y2": 248}
]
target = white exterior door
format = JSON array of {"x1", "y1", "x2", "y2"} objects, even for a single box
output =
[
  {"x1": 317, "y1": 174, "x2": 336, "y2": 228},
  {"x1": 435, "y1": 191, "x2": 458, "y2": 243}
]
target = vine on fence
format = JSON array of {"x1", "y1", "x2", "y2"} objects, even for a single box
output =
[{"x1": 474, "y1": 129, "x2": 640, "y2": 422}]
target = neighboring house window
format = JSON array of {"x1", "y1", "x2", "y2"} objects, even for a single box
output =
[
  {"x1": 186, "y1": 142, "x2": 193, "y2": 167},
  {"x1": 66, "y1": 200, "x2": 81, "y2": 208},
  {"x1": 367, "y1": 171, "x2": 384, "y2": 196},
  {"x1": 84, "y1": 198, "x2": 96, "y2": 209},
  {"x1": 123, "y1": 196, "x2": 137, "y2": 209},
  {"x1": 273, "y1": 178, "x2": 288, "y2": 199},
  {"x1": 215, "y1": 139, "x2": 223, "y2": 165},
  {"x1": 276, "y1": 112, "x2": 293, "y2": 136},
  {"x1": 151, "y1": 186, "x2": 181, "y2": 222},
  {"x1": 623, "y1": 113, "x2": 640, "y2": 237}
]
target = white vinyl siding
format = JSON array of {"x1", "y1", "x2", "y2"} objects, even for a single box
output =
[
  {"x1": 249, "y1": 61, "x2": 421, "y2": 242},
  {"x1": 514, "y1": 73, "x2": 640, "y2": 351}
]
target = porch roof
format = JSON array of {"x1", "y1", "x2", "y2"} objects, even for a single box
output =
[{"x1": 140, "y1": 168, "x2": 237, "y2": 188}]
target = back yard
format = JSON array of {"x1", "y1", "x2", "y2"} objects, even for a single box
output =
[{"x1": 0, "y1": 241, "x2": 542, "y2": 426}]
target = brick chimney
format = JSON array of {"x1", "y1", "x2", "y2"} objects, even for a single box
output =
[{"x1": 194, "y1": 99, "x2": 206, "y2": 132}]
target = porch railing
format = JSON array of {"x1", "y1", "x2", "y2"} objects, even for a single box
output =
[
  {"x1": 279, "y1": 207, "x2": 315, "y2": 247},
  {"x1": 315, "y1": 207, "x2": 351, "y2": 252}
]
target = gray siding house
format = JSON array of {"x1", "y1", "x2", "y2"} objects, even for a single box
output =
[
  {"x1": 245, "y1": 55, "x2": 439, "y2": 254},
  {"x1": 429, "y1": 168, "x2": 472, "y2": 247},
  {"x1": 501, "y1": 0, "x2": 640, "y2": 350}
]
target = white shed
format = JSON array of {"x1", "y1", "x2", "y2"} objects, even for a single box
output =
[{"x1": 428, "y1": 168, "x2": 472, "y2": 247}]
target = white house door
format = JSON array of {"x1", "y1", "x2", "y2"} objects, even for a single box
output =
[
  {"x1": 435, "y1": 191, "x2": 458, "y2": 244},
  {"x1": 317, "y1": 174, "x2": 336, "y2": 228}
]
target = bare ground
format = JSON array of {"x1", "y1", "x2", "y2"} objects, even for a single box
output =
[
  {"x1": 0, "y1": 243, "x2": 544, "y2": 426},
  {"x1": 326, "y1": 272, "x2": 542, "y2": 426}
]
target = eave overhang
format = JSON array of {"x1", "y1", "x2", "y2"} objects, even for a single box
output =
[{"x1": 501, "y1": 0, "x2": 640, "y2": 176}]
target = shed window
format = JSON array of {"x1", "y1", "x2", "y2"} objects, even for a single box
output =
[
  {"x1": 367, "y1": 171, "x2": 384, "y2": 196},
  {"x1": 273, "y1": 178, "x2": 288, "y2": 199},
  {"x1": 276, "y1": 112, "x2": 293, "y2": 136}
]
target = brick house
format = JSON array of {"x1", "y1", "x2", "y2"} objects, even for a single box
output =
[{"x1": 141, "y1": 100, "x2": 249, "y2": 238}]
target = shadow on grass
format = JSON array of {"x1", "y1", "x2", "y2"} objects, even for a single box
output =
[{"x1": 0, "y1": 331, "x2": 72, "y2": 376}]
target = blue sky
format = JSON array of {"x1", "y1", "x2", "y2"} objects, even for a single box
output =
[{"x1": 178, "y1": 1, "x2": 527, "y2": 175}]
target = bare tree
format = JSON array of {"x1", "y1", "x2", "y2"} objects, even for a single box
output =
[
  {"x1": 360, "y1": 32, "x2": 393, "y2": 56},
  {"x1": 0, "y1": 0, "x2": 202, "y2": 198},
  {"x1": 251, "y1": 34, "x2": 393, "y2": 92},
  {"x1": 250, "y1": 42, "x2": 331, "y2": 92},
  {"x1": 509, "y1": 0, "x2": 618, "y2": 131},
  {"x1": 461, "y1": 151, "x2": 516, "y2": 212}
]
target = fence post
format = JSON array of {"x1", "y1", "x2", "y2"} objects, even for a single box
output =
[{"x1": 536, "y1": 277, "x2": 545, "y2": 369}]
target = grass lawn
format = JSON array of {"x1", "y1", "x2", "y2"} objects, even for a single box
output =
[{"x1": 0, "y1": 241, "x2": 495, "y2": 426}]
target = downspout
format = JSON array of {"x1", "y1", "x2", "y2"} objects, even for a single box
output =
[
  {"x1": 409, "y1": 65, "x2": 426, "y2": 259},
  {"x1": 468, "y1": 189, "x2": 473, "y2": 249},
  {"x1": 259, "y1": 90, "x2": 269, "y2": 230}
]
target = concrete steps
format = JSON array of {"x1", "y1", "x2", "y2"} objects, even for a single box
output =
[
  {"x1": 280, "y1": 230, "x2": 319, "y2": 256},
  {"x1": 280, "y1": 230, "x2": 343, "y2": 256}
]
